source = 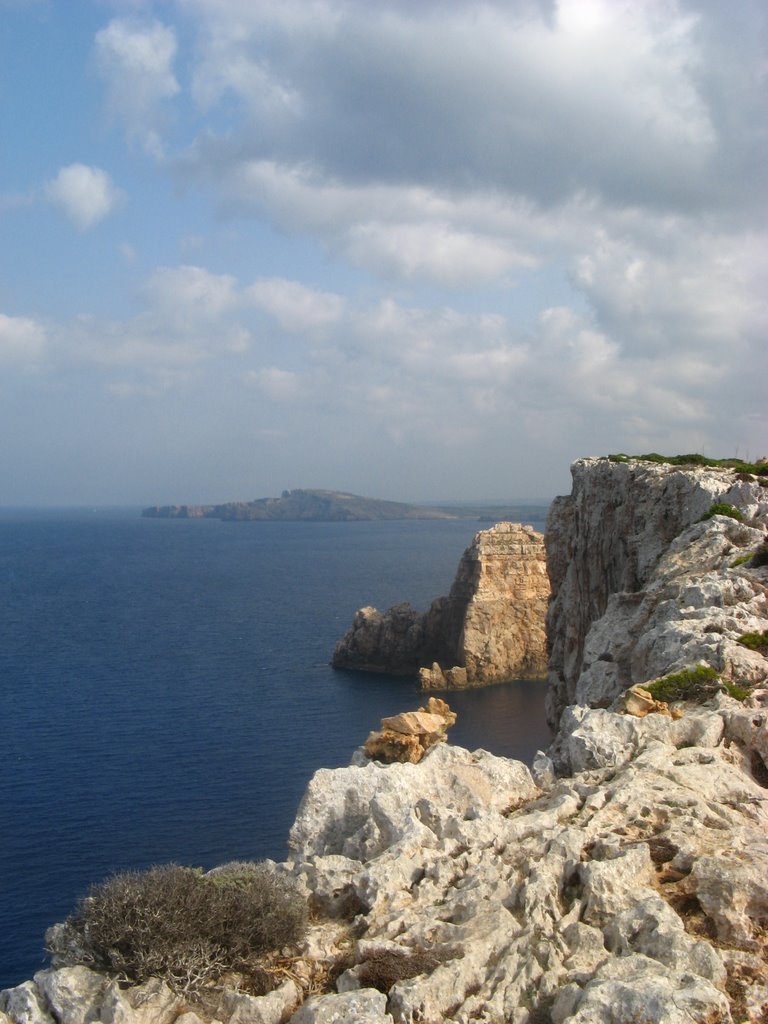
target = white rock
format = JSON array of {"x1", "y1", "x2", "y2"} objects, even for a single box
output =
[
  {"x1": 287, "y1": 990, "x2": 393, "y2": 1024},
  {"x1": 558, "y1": 953, "x2": 731, "y2": 1023},
  {"x1": 33, "y1": 969, "x2": 107, "y2": 1024},
  {"x1": 0, "y1": 983, "x2": 54, "y2": 1024},
  {"x1": 288, "y1": 742, "x2": 536, "y2": 863},
  {"x1": 603, "y1": 896, "x2": 725, "y2": 983},
  {"x1": 100, "y1": 979, "x2": 181, "y2": 1024},
  {"x1": 217, "y1": 981, "x2": 300, "y2": 1024}
]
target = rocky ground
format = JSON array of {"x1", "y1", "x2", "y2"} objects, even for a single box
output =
[{"x1": 3, "y1": 458, "x2": 767, "y2": 1024}]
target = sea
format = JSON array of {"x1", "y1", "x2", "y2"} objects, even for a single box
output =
[{"x1": 0, "y1": 509, "x2": 551, "y2": 990}]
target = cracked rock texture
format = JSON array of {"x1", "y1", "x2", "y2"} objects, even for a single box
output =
[
  {"x1": 4, "y1": 457, "x2": 768, "y2": 1024},
  {"x1": 332, "y1": 522, "x2": 549, "y2": 687}
]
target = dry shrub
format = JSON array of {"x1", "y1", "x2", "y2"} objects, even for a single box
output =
[
  {"x1": 48, "y1": 862, "x2": 307, "y2": 992},
  {"x1": 355, "y1": 946, "x2": 458, "y2": 993}
]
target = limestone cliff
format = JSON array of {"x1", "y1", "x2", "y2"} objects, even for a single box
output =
[
  {"x1": 332, "y1": 522, "x2": 550, "y2": 689},
  {"x1": 546, "y1": 457, "x2": 768, "y2": 728},
  {"x1": 4, "y1": 459, "x2": 768, "y2": 1024}
]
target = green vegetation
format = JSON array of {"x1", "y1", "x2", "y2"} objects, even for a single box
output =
[
  {"x1": 697, "y1": 502, "x2": 744, "y2": 523},
  {"x1": 47, "y1": 862, "x2": 307, "y2": 993},
  {"x1": 730, "y1": 553, "x2": 754, "y2": 567},
  {"x1": 752, "y1": 542, "x2": 768, "y2": 568},
  {"x1": 737, "y1": 630, "x2": 768, "y2": 654},
  {"x1": 723, "y1": 681, "x2": 753, "y2": 702},
  {"x1": 645, "y1": 665, "x2": 721, "y2": 703},
  {"x1": 606, "y1": 453, "x2": 768, "y2": 476}
]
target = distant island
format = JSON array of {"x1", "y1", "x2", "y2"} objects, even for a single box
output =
[{"x1": 141, "y1": 489, "x2": 550, "y2": 523}]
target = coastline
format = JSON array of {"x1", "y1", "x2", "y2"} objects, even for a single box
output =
[{"x1": 3, "y1": 459, "x2": 767, "y2": 1022}]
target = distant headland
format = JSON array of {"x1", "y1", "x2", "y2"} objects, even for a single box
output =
[{"x1": 141, "y1": 488, "x2": 550, "y2": 523}]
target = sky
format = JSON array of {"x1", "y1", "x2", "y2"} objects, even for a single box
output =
[{"x1": 0, "y1": 0, "x2": 766, "y2": 506}]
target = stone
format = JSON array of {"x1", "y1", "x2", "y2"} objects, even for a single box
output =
[
  {"x1": 379, "y1": 711, "x2": 445, "y2": 736},
  {"x1": 286, "y1": 458, "x2": 768, "y2": 1023},
  {"x1": 621, "y1": 684, "x2": 676, "y2": 718},
  {"x1": 0, "y1": 983, "x2": 54, "y2": 1024},
  {"x1": 287, "y1": 990, "x2": 393, "y2": 1024},
  {"x1": 363, "y1": 699, "x2": 457, "y2": 764},
  {"x1": 216, "y1": 982, "x2": 300, "y2": 1024},
  {"x1": 334, "y1": 522, "x2": 549, "y2": 687},
  {"x1": 32, "y1": 969, "x2": 107, "y2": 1024},
  {"x1": 100, "y1": 979, "x2": 181, "y2": 1024}
]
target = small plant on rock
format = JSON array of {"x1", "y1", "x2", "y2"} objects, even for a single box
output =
[
  {"x1": 730, "y1": 553, "x2": 754, "y2": 567},
  {"x1": 645, "y1": 665, "x2": 721, "y2": 704},
  {"x1": 722, "y1": 681, "x2": 753, "y2": 702},
  {"x1": 47, "y1": 862, "x2": 307, "y2": 993},
  {"x1": 697, "y1": 503, "x2": 744, "y2": 523},
  {"x1": 737, "y1": 631, "x2": 768, "y2": 655}
]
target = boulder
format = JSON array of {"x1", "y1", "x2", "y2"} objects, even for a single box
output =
[{"x1": 363, "y1": 698, "x2": 457, "y2": 764}]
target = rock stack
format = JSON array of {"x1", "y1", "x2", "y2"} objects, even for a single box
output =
[{"x1": 333, "y1": 522, "x2": 550, "y2": 689}]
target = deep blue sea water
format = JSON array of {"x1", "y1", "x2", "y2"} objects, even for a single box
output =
[{"x1": 0, "y1": 510, "x2": 550, "y2": 990}]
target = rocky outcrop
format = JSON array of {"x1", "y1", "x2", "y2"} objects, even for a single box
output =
[
  {"x1": 362, "y1": 698, "x2": 457, "y2": 764},
  {"x1": 5, "y1": 457, "x2": 768, "y2": 1023},
  {"x1": 333, "y1": 522, "x2": 550, "y2": 688}
]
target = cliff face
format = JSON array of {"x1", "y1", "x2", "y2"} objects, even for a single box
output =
[
  {"x1": 546, "y1": 457, "x2": 768, "y2": 728},
  {"x1": 332, "y1": 522, "x2": 550, "y2": 688}
]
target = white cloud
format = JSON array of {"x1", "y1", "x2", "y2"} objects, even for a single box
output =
[
  {"x1": 142, "y1": 265, "x2": 238, "y2": 323},
  {"x1": 245, "y1": 277, "x2": 345, "y2": 333},
  {"x1": 93, "y1": 17, "x2": 179, "y2": 155},
  {"x1": 179, "y1": 0, "x2": 725, "y2": 209},
  {"x1": 45, "y1": 164, "x2": 124, "y2": 230},
  {"x1": 0, "y1": 313, "x2": 46, "y2": 365},
  {"x1": 245, "y1": 366, "x2": 304, "y2": 402},
  {"x1": 342, "y1": 221, "x2": 537, "y2": 288}
]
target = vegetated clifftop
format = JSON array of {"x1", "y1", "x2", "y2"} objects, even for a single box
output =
[
  {"x1": 332, "y1": 522, "x2": 550, "y2": 688},
  {"x1": 4, "y1": 458, "x2": 768, "y2": 1024},
  {"x1": 142, "y1": 489, "x2": 457, "y2": 522}
]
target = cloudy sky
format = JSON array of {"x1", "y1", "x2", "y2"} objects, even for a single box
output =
[{"x1": 1, "y1": 0, "x2": 766, "y2": 505}]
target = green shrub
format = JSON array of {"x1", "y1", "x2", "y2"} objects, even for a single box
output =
[
  {"x1": 723, "y1": 681, "x2": 753, "y2": 702},
  {"x1": 697, "y1": 503, "x2": 744, "y2": 523},
  {"x1": 604, "y1": 453, "x2": 768, "y2": 476},
  {"x1": 730, "y1": 553, "x2": 753, "y2": 567},
  {"x1": 645, "y1": 665, "x2": 721, "y2": 703},
  {"x1": 48, "y1": 862, "x2": 307, "y2": 992},
  {"x1": 737, "y1": 631, "x2": 768, "y2": 654},
  {"x1": 751, "y1": 542, "x2": 768, "y2": 567}
]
